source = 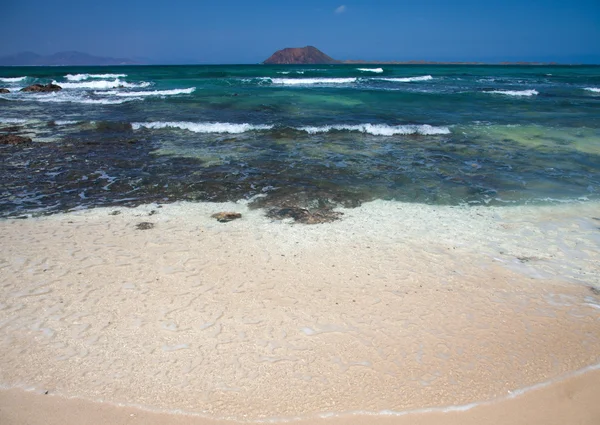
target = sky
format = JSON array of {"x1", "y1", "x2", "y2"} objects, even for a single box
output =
[{"x1": 2, "y1": 0, "x2": 600, "y2": 64}]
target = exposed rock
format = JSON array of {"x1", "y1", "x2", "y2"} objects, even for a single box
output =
[
  {"x1": 263, "y1": 46, "x2": 339, "y2": 65},
  {"x1": 0, "y1": 88, "x2": 9, "y2": 93},
  {"x1": 0, "y1": 134, "x2": 32, "y2": 145},
  {"x1": 135, "y1": 222, "x2": 154, "y2": 230},
  {"x1": 211, "y1": 212, "x2": 242, "y2": 222},
  {"x1": 20, "y1": 83, "x2": 62, "y2": 93},
  {"x1": 267, "y1": 207, "x2": 342, "y2": 224}
]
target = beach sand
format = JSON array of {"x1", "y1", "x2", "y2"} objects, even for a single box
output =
[{"x1": 1, "y1": 200, "x2": 599, "y2": 423}]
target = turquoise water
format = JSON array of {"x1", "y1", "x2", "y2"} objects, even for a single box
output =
[{"x1": 1, "y1": 64, "x2": 599, "y2": 216}]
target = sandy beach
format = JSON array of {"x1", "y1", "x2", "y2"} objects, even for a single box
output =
[{"x1": 1, "y1": 200, "x2": 599, "y2": 424}]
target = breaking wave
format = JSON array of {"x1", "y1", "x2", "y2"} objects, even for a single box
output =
[
  {"x1": 299, "y1": 124, "x2": 451, "y2": 136},
  {"x1": 15, "y1": 92, "x2": 139, "y2": 104},
  {"x1": 97, "y1": 88, "x2": 196, "y2": 97},
  {"x1": 53, "y1": 79, "x2": 151, "y2": 90},
  {"x1": 584, "y1": 87, "x2": 600, "y2": 93},
  {"x1": 65, "y1": 73, "x2": 127, "y2": 81},
  {"x1": 487, "y1": 89, "x2": 538, "y2": 97},
  {"x1": 357, "y1": 68, "x2": 384, "y2": 73},
  {"x1": 270, "y1": 78, "x2": 357, "y2": 85},
  {"x1": 132, "y1": 121, "x2": 274, "y2": 134},
  {"x1": 376, "y1": 75, "x2": 433, "y2": 82},
  {"x1": 0, "y1": 76, "x2": 27, "y2": 83},
  {"x1": 0, "y1": 117, "x2": 28, "y2": 124},
  {"x1": 131, "y1": 121, "x2": 450, "y2": 136}
]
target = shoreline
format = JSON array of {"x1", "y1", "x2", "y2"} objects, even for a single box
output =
[
  {"x1": 2, "y1": 367, "x2": 600, "y2": 424},
  {"x1": 1, "y1": 199, "x2": 599, "y2": 422}
]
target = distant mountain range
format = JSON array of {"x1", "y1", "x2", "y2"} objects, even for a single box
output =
[{"x1": 0, "y1": 51, "x2": 141, "y2": 66}]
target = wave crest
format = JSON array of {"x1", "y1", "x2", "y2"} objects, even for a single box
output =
[
  {"x1": 65, "y1": 73, "x2": 127, "y2": 81},
  {"x1": 54, "y1": 79, "x2": 151, "y2": 90},
  {"x1": 270, "y1": 78, "x2": 357, "y2": 85},
  {"x1": 376, "y1": 75, "x2": 433, "y2": 82},
  {"x1": 0, "y1": 76, "x2": 27, "y2": 83},
  {"x1": 132, "y1": 121, "x2": 274, "y2": 134},
  {"x1": 584, "y1": 87, "x2": 600, "y2": 93},
  {"x1": 488, "y1": 89, "x2": 538, "y2": 97},
  {"x1": 357, "y1": 68, "x2": 384, "y2": 73},
  {"x1": 300, "y1": 124, "x2": 451, "y2": 136},
  {"x1": 98, "y1": 88, "x2": 196, "y2": 97}
]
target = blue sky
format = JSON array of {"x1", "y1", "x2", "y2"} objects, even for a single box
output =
[{"x1": 2, "y1": 0, "x2": 599, "y2": 63}]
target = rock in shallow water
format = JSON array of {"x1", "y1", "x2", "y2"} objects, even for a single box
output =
[
  {"x1": 211, "y1": 212, "x2": 242, "y2": 222},
  {"x1": 20, "y1": 83, "x2": 62, "y2": 93},
  {"x1": 0, "y1": 88, "x2": 10, "y2": 93},
  {"x1": 0, "y1": 134, "x2": 32, "y2": 145},
  {"x1": 267, "y1": 207, "x2": 343, "y2": 224}
]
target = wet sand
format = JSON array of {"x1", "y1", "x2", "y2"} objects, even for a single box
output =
[
  {"x1": 0, "y1": 200, "x2": 599, "y2": 423},
  {"x1": 2, "y1": 368, "x2": 600, "y2": 424}
]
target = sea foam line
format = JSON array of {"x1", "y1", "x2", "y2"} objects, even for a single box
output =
[
  {"x1": 53, "y1": 79, "x2": 151, "y2": 90},
  {"x1": 376, "y1": 75, "x2": 433, "y2": 82},
  {"x1": 487, "y1": 89, "x2": 538, "y2": 97},
  {"x1": 97, "y1": 88, "x2": 196, "y2": 97},
  {"x1": 65, "y1": 73, "x2": 127, "y2": 81},
  {"x1": 299, "y1": 123, "x2": 450, "y2": 136},
  {"x1": 131, "y1": 121, "x2": 274, "y2": 134},
  {"x1": 0, "y1": 76, "x2": 27, "y2": 83},
  {"x1": 357, "y1": 68, "x2": 384, "y2": 73}
]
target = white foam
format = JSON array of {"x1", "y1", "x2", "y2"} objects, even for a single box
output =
[
  {"x1": 0, "y1": 118, "x2": 28, "y2": 124},
  {"x1": 584, "y1": 87, "x2": 600, "y2": 93},
  {"x1": 357, "y1": 68, "x2": 384, "y2": 73},
  {"x1": 298, "y1": 123, "x2": 451, "y2": 136},
  {"x1": 377, "y1": 75, "x2": 433, "y2": 82},
  {"x1": 131, "y1": 121, "x2": 274, "y2": 134},
  {"x1": 270, "y1": 78, "x2": 357, "y2": 85},
  {"x1": 0, "y1": 76, "x2": 27, "y2": 83},
  {"x1": 53, "y1": 79, "x2": 151, "y2": 90},
  {"x1": 97, "y1": 87, "x2": 195, "y2": 97},
  {"x1": 20, "y1": 92, "x2": 139, "y2": 105},
  {"x1": 488, "y1": 89, "x2": 538, "y2": 97},
  {"x1": 54, "y1": 120, "x2": 79, "y2": 125},
  {"x1": 65, "y1": 73, "x2": 127, "y2": 81}
]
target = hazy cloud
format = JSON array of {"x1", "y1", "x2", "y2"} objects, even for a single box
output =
[{"x1": 335, "y1": 5, "x2": 347, "y2": 14}]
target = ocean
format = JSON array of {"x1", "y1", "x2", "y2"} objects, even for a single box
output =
[{"x1": 1, "y1": 64, "x2": 599, "y2": 218}]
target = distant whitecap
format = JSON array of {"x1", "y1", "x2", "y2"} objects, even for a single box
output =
[
  {"x1": 488, "y1": 89, "x2": 538, "y2": 97},
  {"x1": 376, "y1": 75, "x2": 433, "y2": 82},
  {"x1": 357, "y1": 68, "x2": 384, "y2": 73},
  {"x1": 270, "y1": 78, "x2": 357, "y2": 85}
]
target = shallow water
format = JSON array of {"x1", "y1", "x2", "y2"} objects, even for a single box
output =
[{"x1": 1, "y1": 65, "x2": 599, "y2": 217}]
